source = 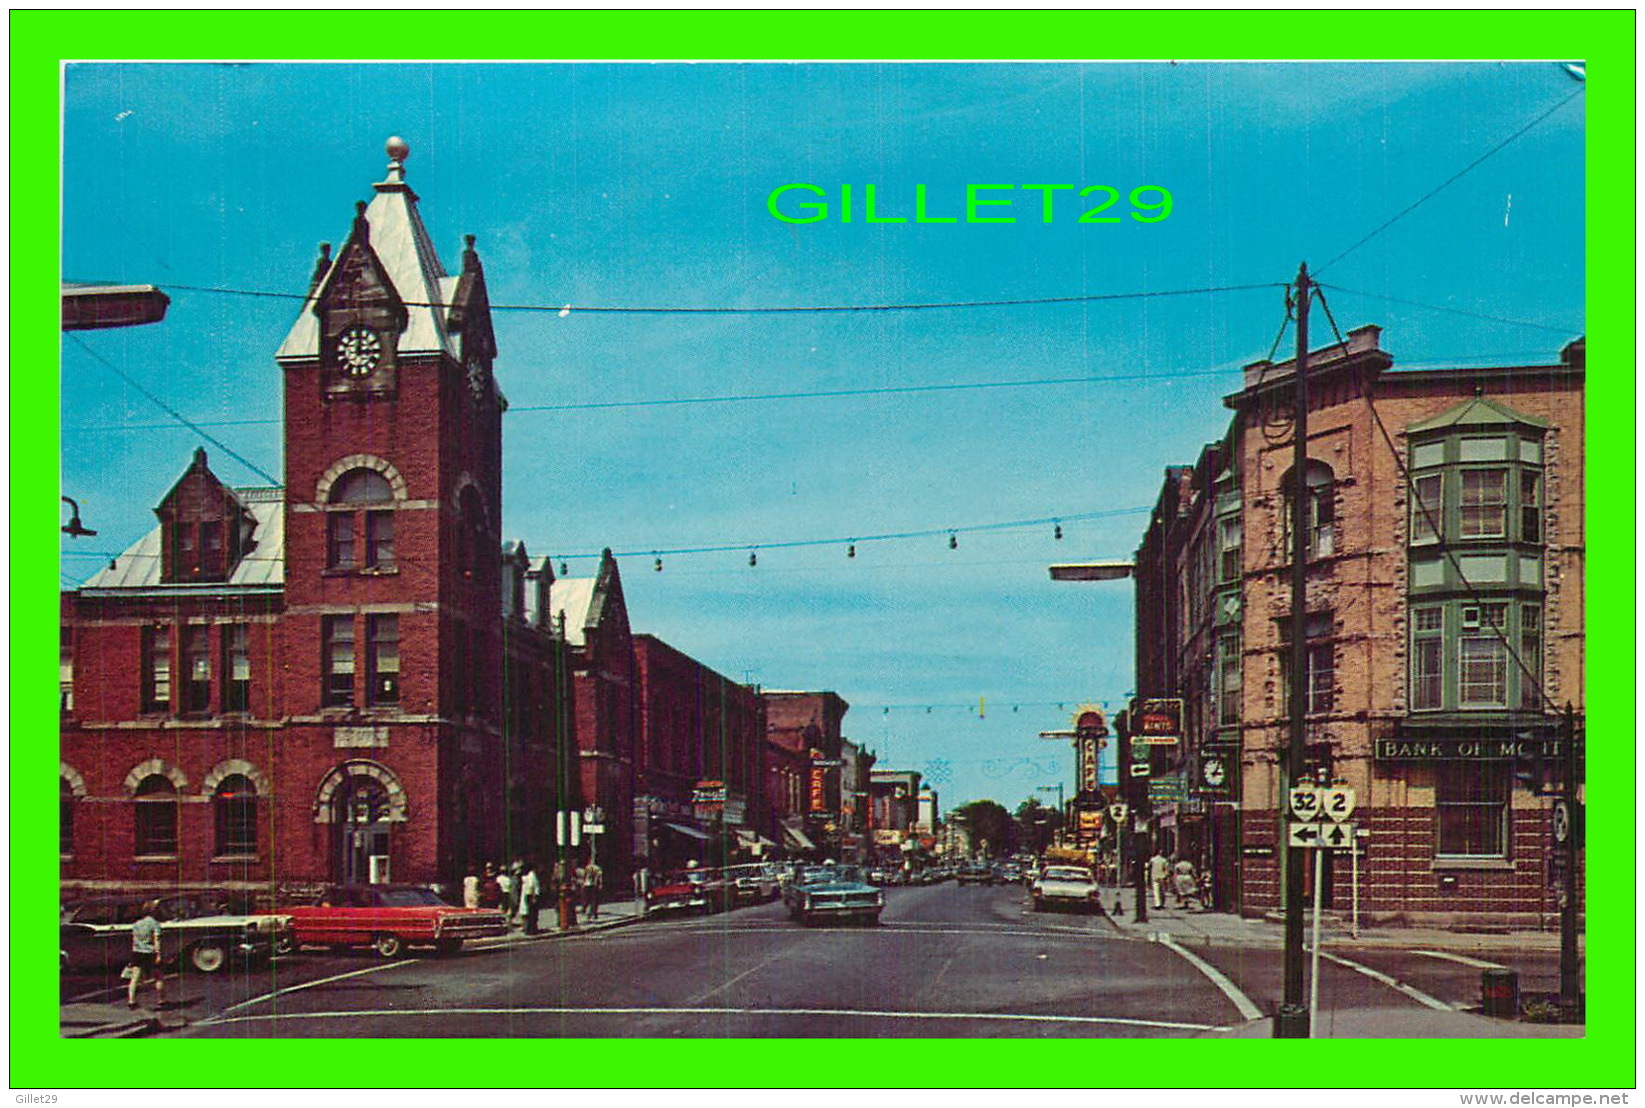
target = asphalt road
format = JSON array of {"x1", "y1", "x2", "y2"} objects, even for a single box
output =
[{"x1": 109, "y1": 881, "x2": 1574, "y2": 1039}]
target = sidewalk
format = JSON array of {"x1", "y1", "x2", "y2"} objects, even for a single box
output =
[
  {"x1": 1199, "y1": 1007, "x2": 1584, "y2": 1039},
  {"x1": 1099, "y1": 886, "x2": 1581, "y2": 957},
  {"x1": 480, "y1": 895, "x2": 649, "y2": 945}
]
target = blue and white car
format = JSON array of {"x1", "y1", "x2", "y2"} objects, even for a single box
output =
[{"x1": 788, "y1": 865, "x2": 884, "y2": 926}]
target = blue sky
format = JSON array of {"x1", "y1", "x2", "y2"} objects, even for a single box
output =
[{"x1": 59, "y1": 62, "x2": 1584, "y2": 811}]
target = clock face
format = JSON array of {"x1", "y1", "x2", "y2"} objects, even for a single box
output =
[{"x1": 338, "y1": 327, "x2": 382, "y2": 376}]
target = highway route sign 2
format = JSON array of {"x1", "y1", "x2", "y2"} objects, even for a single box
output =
[
  {"x1": 1321, "y1": 787, "x2": 1357, "y2": 822},
  {"x1": 1108, "y1": 803, "x2": 1130, "y2": 824}
]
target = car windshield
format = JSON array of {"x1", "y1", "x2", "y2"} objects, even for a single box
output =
[
  {"x1": 1043, "y1": 867, "x2": 1093, "y2": 882},
  {"x1": 375, "y1": 888, "x2": 450, "y2": 907}
]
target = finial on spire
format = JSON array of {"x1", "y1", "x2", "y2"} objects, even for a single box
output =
[
  {"x1": 462, "y1": 233, "x2": 479, "y2": 273},
  {"x1": 309, "y1": 242, "x2": 332, "y2": 291},
  {"x1": 376, "y1": 136, "x2": 414, "y2": 193},
  {"x1": 352, "y1": 201, "x2": 369, "y2": 244}
]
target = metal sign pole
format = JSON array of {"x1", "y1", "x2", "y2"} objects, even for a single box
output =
[
  {"x1": 1351, "y1": 832, "x2": 1361, "y2": 940},
  {"x1": 1308, "y1": 846, "x2": 1324, "y2": 1038}
]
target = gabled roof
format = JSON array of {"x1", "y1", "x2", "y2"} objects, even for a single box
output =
[
  {"x1": 80, "y1": 487, "x2": 284, "y2": 590},
  {"x1": 1405, "y1": 393, "x2": 1551, "y2": 433},
  {"x1": 546, "y1": 577, "x2": 597, "y2": 646},
  {"x1": 277, "y1": 140, "x2": 461, "y2": 362}
]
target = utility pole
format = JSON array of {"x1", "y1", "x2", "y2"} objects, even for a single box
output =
[
  {"x1": 1276, "y1": 262, "x2": 1312, "y2": 1039},
  {"x1": 1559, "y1": 702, "x2": 1581, "y2": 1016},
  {"x1": 1117, "y1": 708, "x2": 1149, "y2": 924}
]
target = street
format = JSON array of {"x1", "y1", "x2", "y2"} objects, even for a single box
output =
[{"x1": 89, "y1": 881, "x2": 1580, "y2": 1040}]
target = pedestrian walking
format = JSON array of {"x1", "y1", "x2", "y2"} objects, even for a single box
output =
[
  {"x1": 1148, "y1": 850, "x2": 1169, "y2": 909},
  {"x1": 462, "y1": 867, "x2": 480, "y2": 909},
  {"x1": 582, "y1": 856, "x2": 604, "y2": 919},
  {"x1": 1172, "y1": 856, "x2": 1198, "y2": 909},
  {"x1": 126, "y1": 900, "x2": 165, "y2": 1010},
  {"x1": 552, "y1": 857, "x2": 577, "y2": 926},
  {"x1": 498, "y1": 864, "x2": 517, "y2": 925},
  {"x1": 519, "y1": 862, "x2": 542, "y2": 934},
  {"x1": 480, "y1": 862, "x2": 502, "y2": 908}
]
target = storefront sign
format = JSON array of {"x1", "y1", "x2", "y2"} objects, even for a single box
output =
[
  {"x1": 1375, "y1": 737, "x2": 1563, "y2": 761},
  {"x1": 1135, "y1": 698, "x2": 1183, "y2": 745},
  {"x1": 809, "y1": 766, "x2": 827, "y2": 813},
  {"x1": 1077, "y1": 732, "x2": 1101, "y2": 795}
]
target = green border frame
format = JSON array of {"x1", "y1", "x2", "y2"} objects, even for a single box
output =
[{"x1": 13, "y1": 10, "x2": 1634, "y2": 1090}]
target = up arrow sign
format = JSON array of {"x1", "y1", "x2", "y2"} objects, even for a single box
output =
[{"x1": 1321, "y1": 823, "x2": 1355, "y2": 848}]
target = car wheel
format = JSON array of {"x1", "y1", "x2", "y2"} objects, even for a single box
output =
[
  {"x1": 274, "y1": 935, "x2": 298, "y2": 957},
  {"x1": 436, "y1": 938, "x2": 463, "y2": 957},
  {"x1": 372, "y1": 933, "x2": 405, "y2": 959},
  {"x1": 189, "y1": 941, "x2": 228, "y2": 974},
  {"x1": 1031, "y1": 900, "x2": 1043, "y2": 912}
]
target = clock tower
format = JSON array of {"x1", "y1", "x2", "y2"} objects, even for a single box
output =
[{"x1": 274, "y1": 137, "x2": 508, "y2": 883}]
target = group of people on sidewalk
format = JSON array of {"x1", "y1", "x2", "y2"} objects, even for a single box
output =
[
  {"x1": 1148, "y1": 851, "x2": 1211, "y2": 911},
  {"x1": 461, "y1": 858, "x2": 605, "y2": 932}
]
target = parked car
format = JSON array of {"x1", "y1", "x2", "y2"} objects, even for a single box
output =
[
  {"x1": 725, "y1": 862, "x2": 782, "y2": 905},
  {"x1": 648, "y1": 867, "x2": 735, "y2": 914},
  {"x1": 957, "y1": 863, "x2": 994, "y2": 886},
  {"x1": 788, "y1": 865, "x2": 884, "y2": 926},
  {"x1": 1029, "y1": 865, "x2": 1102, "y2": 914},
  {"x1": 277, "y1": 884, "x2": 507, "y2": 958},
  {"x1": 60, "y1": 894, "x2": 293, "y2": 975}
]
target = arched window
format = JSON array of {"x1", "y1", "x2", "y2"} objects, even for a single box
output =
[
  {"x1": 60, "y1": 777, "x2": 76, "y2": 854},
  {"x1": 1282, "y1": 460, "x2": 1336, "y2": 561},
  {"x1": 214, "y1": 773, "x2": 258, "y2": 856},
  {"x1": 134, "y1": 774, "x2": 179, "y2": 856},
  {"x1": 328, "y1": 468, "x2": 396, "y2": 570}
]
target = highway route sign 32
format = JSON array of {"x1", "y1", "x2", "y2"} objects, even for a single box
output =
[{"x1": 1288, "y1": 783, "x2": 1321, "y2": 819}]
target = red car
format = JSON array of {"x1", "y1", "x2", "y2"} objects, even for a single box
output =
[{"x1": 279, "y1": 884, "x2": 508, "y2": 958}]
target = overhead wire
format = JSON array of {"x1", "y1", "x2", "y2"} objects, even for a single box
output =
[
  {"x1": 1316, "y1": 85, "x2": 1585, "y2": 276},
  {"x1": 1314, "y1": 286, "x2": 1559, "y2": 714}
]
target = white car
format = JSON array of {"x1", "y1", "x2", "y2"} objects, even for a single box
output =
[{"x1": 1030, "y1": 865, "x2": 1101, "y2": 914}]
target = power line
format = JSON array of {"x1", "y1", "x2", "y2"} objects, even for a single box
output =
[
  {"x1": 1314, "y1": 287, "x2": 1558, "y2": 714},
  {"x1": 149, "y1": 280, "x2": 1286, "y2": 316},
  {"x1": 1316, "y1": 86, "x2": 1585, "y2": 276},
  {"x1": 65, "y1": 333, "x2": 283, "y2": 488},
  {"x1": 1315, "y1": 283, "x2": 1581, "y2": 338}
]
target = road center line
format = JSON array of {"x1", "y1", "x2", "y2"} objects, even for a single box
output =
[
  {"x1": 217, "y1": 959, "x2": 417, "y2": 1015},
  {"x1": 1315, "y1": 949, "x2": 1451, "y2": 1010},
  {"x1": 1153, "y1": 935, "x2": 1263, "y2": 1021},
  {"x1": 198, "y1": 1004, "x2": 1224, "y2": 1032},
  {"x1": 1412, "y1": 950, "x2": 1505, "y2": 970}
]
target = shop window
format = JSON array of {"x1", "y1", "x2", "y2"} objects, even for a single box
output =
[
  {"x1": 323, "y1": 616, "x2": 355, "y2": 708},
  {"x1": 1436, "y1": 763, "x2": 1508, "y2": 858},
  {"x1": 134, "y1": 774, "x2": 179, "y2": 856},
  {"x1": 183, "y1": 625, "x2": 211, "y2": 713},
  {"x1": 223, "y1": 624, "x2": 251, "y2": 712},
  {"x1": 214, "y1": 774, "x2": 257, "y2": 856},
  {"x1": 143, "y1": 625, "x2": 171, "y2": 713},
  {"x1": 367, "y1": 615, "x2": 400, "y2": 706}
]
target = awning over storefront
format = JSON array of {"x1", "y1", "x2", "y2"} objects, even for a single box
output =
[
  {"x1": 782, "y1": 822, "x2": 817, "y2": 851},
  {"x1": 662, "y1": 821, "x2": 714, "y2": 842},
  {"x1": 735, "y1": 829, "x2": 777, "y2": 850}
]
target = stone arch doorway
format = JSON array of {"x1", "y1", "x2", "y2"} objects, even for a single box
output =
[{"x1": 315, "y1": 761, "x2": 408, "y2": 885}]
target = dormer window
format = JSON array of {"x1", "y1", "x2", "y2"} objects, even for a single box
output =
[{"x1": 155, "y1": 448, "x2": 251, "y2": 583}]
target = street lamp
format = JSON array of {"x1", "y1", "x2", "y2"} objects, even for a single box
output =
[{"x1": 1048, "y1": 562, "x2": 1133, "y2": 582}]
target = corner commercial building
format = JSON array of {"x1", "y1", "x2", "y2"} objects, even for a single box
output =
[{"x1": 1134, "y1": 326, "x2": 1584, "y2": 927}]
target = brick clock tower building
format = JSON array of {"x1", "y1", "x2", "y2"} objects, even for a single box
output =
[{"x1": 60, "y1": 139, "x2": 550, "y2": 896}]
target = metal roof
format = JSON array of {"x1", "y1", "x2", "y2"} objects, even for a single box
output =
[
  {"x1": 277, "y1": 144, "x2": 460, "y2": 363},
  {"x1": 547, "y1": 577, "x2": 597, "y2": 646},
  {"x1": 78, "y1": 492, "x2": 285, "y2": 590}
]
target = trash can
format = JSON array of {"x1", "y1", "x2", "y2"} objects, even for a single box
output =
[{"x1": 1481, "y1": 968, "x2": 1520, "y2": 1018}]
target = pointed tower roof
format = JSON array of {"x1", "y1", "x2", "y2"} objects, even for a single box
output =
[{"x1": 277, "y1": 137, "x2": 463, "y2": 361}]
